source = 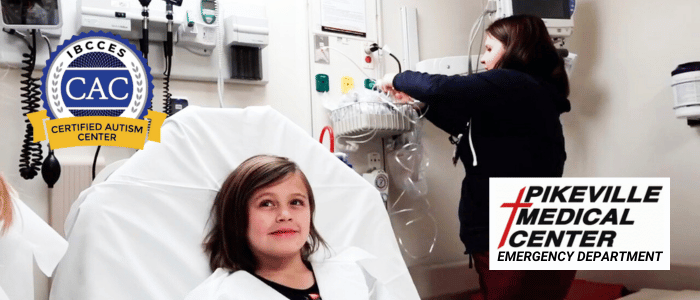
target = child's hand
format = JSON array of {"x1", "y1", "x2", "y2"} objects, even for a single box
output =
[
  {"x1": 392, "y1": 91, "x2": 412, "y2": 103},
  {"x1": 375, "y1": 73, "x2": 397, "y2": 93}
]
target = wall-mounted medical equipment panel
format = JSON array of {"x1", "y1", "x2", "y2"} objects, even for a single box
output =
[
  {"x1": 78, "y1": 0, "x2": 184, "y2": 42},
  {"x1": 0, "y1": 0, "x2": 269, "y2": 85},
  {"x1": 224, "y1": 4, "x2": 269, "y2": 82},
  {"x1": 175, "y1": 10, "x2": 217, "y2": 56},
  {"x1": 495, "y1": 0, "x2": 575, "y2": 38},
  {"x1": 671, "y1": 62, "x2": 700, "y2": 124},
  {"x1": 1, "y1": 0, "x2": 67, "y2": 182},
  {"x1": 1, "y1": 0, "x2": 63, "y2": 29}
]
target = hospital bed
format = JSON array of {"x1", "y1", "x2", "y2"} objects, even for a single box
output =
[{"x1": 49, "y1": 106, "x2": 420, "y2": 300}]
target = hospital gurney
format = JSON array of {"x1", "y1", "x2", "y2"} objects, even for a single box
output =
[
  {"x1": 0, "y1": 177, "x2": 67, "y2": 300},
  {"x1": 49, "y1": 106, "x2": 420, "y2": 300}
]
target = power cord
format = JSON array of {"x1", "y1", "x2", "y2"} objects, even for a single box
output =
[
  {"x1": 163, "y1": 1, "x2": 180, "y2": 116},
  {"x1": 388, "y1": 53, "x2": 402, "y2": 73},
  {"x1": 38, "y1": 32, "x2": 61, "y2": 187},
  {"x1": 366, "y1": 43, "x2": 402, "y2": 73},
  {"x1": 11, "y1": 29, "x2": 43, "y2": 180},
  {"x1": 467, "y1": 1, "x2": 497, "y2": 75},
  {"x1": 162, "y1": 49, "x2": 173, "y2": 116},
  {"x1": 467, "y1": 13, "x2": 486, "y2": 75},
  {"x1": 92, "y1": 146, "x2": 101, "y2": 180},
  {"x1": 93, "y1": 0, "x2": 151, "y2": 182},
  {"x1": 215, "y1": 0, "x2": 225, "y2": 108}
]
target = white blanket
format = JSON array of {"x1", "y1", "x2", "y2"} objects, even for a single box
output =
[
  {"x1": 0, "y1": 187, "x2": 68, "y2": 300},
  {"x1": 50, "y1": 106, "x2": 419, "y2": 300},
  {"x1": 186, "y1": 248, "x2": 397, "y2": 300}
]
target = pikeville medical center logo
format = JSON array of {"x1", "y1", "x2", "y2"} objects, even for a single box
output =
[
  {"x1": 30, "y1": 31, "x2": 165, "y2": 150},
  {"x1": 490, "y1": 178, "x2": 670, "y2": 270}
]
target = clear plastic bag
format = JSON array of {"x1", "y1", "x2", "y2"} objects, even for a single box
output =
[{"x1": 385, "y1": 119, "x2": 436, "y2": 259}]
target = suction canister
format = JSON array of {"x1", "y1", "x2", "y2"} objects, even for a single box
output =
[{"x1": 671, "y1": 62, "x2": 700, "y2": 119}]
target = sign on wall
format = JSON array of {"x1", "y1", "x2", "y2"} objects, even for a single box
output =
[
  {"x1": 321, "y1": 0, "x2": 367, "y2": 37},
  {"x1": 490, "y1": 178, "x2": 670, "y2": 270}
]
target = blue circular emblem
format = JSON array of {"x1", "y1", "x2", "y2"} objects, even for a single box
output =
[{"x1": 41, "y1": 31, "x2": 154, "y2": 120}]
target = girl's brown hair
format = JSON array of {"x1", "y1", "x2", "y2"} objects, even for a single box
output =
[
  {"x1": 486, "y1": 14, "x2": 569, "y2": 97},
  {"x1": 1, "y1": 174, "x2": 14, "y2": 235},
  {"x1": 203, "y1": 155, "x2": 327, "y2": 272}
]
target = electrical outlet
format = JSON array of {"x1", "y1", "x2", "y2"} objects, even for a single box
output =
[
  {"x1": 368, "y1": 152, "x2": 382, "y2": 171},
  {"x1": 363, "y1": 42, "x2": 373, "y2": 54},
  {"x1": 314, "y1": 34, "x2": 330, "y2": 64}
]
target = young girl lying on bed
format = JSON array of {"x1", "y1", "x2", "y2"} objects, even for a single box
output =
[{"x1": 185, "y1": 155, "x2": 396, "y2": 300}]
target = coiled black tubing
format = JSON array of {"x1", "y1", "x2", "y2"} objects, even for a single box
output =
[{"x1": 19, "y1": 30, "x2": 43, "y2": 180}]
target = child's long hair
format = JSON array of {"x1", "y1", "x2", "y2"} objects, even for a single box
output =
[
  {"x1": 1, "y1": 174, "x2": 14, "y2": 235},
  {"x1": 486, "y1": 14, "x2": 570, "y2": 98},
  {"x1": 203, "y1": 155, "x2": 327, "y2": 272}
]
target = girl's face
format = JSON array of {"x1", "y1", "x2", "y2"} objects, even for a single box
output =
[
  {"x1": 247, "y1": 172, "x2": 311, "y2": 262},
  {"x1": 481, "y1": 34, "x2": 506, "y2": 71}
]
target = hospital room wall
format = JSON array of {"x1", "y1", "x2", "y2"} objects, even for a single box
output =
[
  {"x1": 559, "y1": 0, "x2": 700, "y2": 292},
  {"x1": 0, "y1": 1, "x2": 312, "y2": 300},
  {"x1": 0, "y1": 2, "x2": 315, "y2": 209},
  {"x1": 380, "y1": 0, "x2": 700, "y2": 298}
]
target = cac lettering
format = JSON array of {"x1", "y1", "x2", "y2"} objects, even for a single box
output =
[{"x1": 66, "y1": 77, "x2": 129, "y2": 100}]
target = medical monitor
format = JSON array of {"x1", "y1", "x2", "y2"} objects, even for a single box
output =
[
  {"x1": 1, "y1": 0, "x2": 62, "y2": 29},
  {"x1": 495, "y1": 0, "x2": 575, "y2": 38}
]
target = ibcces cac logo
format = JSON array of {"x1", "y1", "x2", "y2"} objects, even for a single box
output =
[{"x1": 28, "y1": 31, "x2": 167, "y2": 150}]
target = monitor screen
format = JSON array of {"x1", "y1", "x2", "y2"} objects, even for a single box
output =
[
  {"x1": 512, "y1": 0, "x2": 571, "y2": 20},
  {"x1": 1, "y1": 0, "x2": 60, "y2": 26}
]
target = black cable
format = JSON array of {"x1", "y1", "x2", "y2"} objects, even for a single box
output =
[
  {"x1": 163, "y1": 4, "x2": 174, "y2": 116},
  {"x1": 18, "y1": 30, "x2": 43, "y2": 180},
  {"x1": 162, "y1": 49, "x2": 172, "y2": 116},
  {"x1": 388, "y1": 53, "x2": 402, "y2": 73},
  {"x1": 140, "y1": 6, "x2": 150, "y2": 60},
  {"x1": 366, "y1": 44, "x2": 402, "y2": 73},
  {"x1": 140, "y1": 0, "x2": 151, "y2": 110},
  {"x1": 92, "y1": 146, "x2": 101, "y2": 180}
]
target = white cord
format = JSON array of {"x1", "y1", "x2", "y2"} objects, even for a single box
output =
[
  {"x1": 389, "y1": 205, "x2": 438, "y2": 259},
  {"x1": 320, "y1": 46, "x2": 375, "y2": 80},
  {"x1": 337, "y1": 127, "x2": 379, "y2": 144},
  {"x1": 467, "y1": 119, "x2": 478, "y2": 166},
  {"x1": 41, "y1": 32, "x2": 51, "y2": 52},
  {"x1": 467, "y1": 12, "x2": 486, "y2": 75},
  {"x1": 468, "y1": 0, "x2": 498, "y2": 75},
  {"x1": 215, "y1": 0, "x2": 225, "y2": 108},
  {"x1": 468, "y1": 14, "x2": 485, "y2": 49}
]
